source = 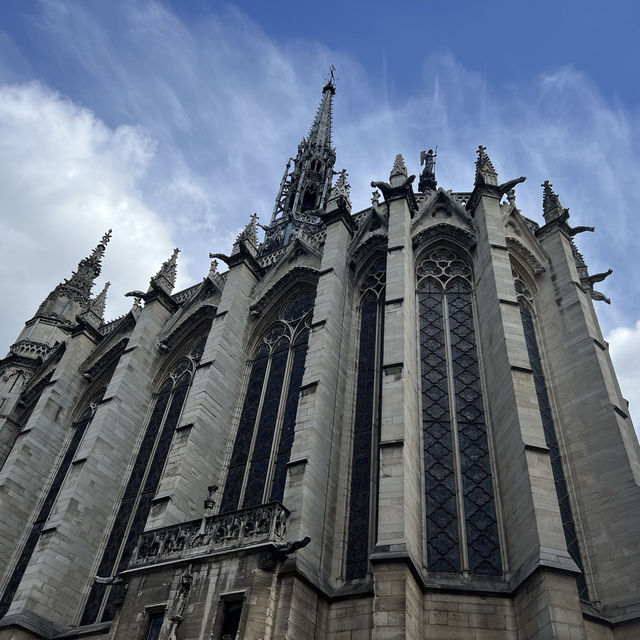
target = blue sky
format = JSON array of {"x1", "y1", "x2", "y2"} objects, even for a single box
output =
[{"x1": 1, "y1": 0, "x2": 639, "y2": 424}]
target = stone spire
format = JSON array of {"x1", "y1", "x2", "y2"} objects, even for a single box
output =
[
  {"x1": 307, "y1": 72, "x2": 335, "y2": 148},
  {"x1": 418, "y1": 148, "x2": 437, "y2": 193},
  {"x1": 150, "y1": 248, "x2": 179, "y2": 295},
  {"x1": 262, "y1": 72, "x2": 337, "y2": 255},
  {"x1": 475, "y1": 145, "x2": 498, "y2": 186},
  {"x1": 59, "y1": 230, "x2": 112, "y2": 302},
  {"x1": 34, "y1": 230, "x2": 112, "y2": 320},
  {"x1": 542, "y1": 180, "x2": 566, "y2": 224}
]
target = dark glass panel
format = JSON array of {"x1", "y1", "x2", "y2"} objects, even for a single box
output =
[
  {"x1": 282, "y1": 293, "x2": 315, "y2": 322},
  {"x1": 146, "y1": 612, "x2": 164, "y2": 640},
  {"x1": 519, "y1": 301, "x2": 588, "y2": 600},
  {"x1": 123, "y1": 391, "x2": 170, "y2": 499},
  {"x1": 446, "y1": 280, "x2": 501, "y2": 576},
  {"x1": 142, "y1": 384, "x2": 188, "y2": 494},
  {"x1": 190, "y1": 332, "x2": 208, "y2": 359},
  {"x1": 219, "y1": 600, "x2": 243, "y2": 639},
  {"x1": 242, "y1": 346, "x2": 288, "y2": 508},
  {"x1": 418, "y1": 281, "x2": 461, "y2": 573},
  {"x1": 219, "y1": 356, "x2": 269, "y2": 512},
  {"x1": 345, "y1": 298, "x2": 378, "y2": 580},
  {"x1": 270, "y1": 338, "x2": 309, "y2": 502}
]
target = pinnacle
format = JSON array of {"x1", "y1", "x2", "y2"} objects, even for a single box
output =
[
  {"x1": 542, "y1": 180, "x2": 565, "y2": 222},
  {"x1": 150, "y1": 248, "x2": 180, "y2": 294},
  {"x1": 475, "y1": 145, "x2": 497, "y2": 185},
  {"x1": 390, "y1": 154, "x2": 408, "y2": 179},
  {"x1": 90, "y1": 281, "x2": 110, "y2": 319},
  {"x1": 329, "y1": 169, "x2": 350, "y2": 201}
]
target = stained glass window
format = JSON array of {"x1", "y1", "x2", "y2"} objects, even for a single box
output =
[
  {"x1": 219, "y1": 291, "x2": 315, "y2": 513},
  {"x1": 345, "y1": 257, "x2": 386, "y2": 580},
  {"x1": 81, "y1": 333, "x2": 206, "y2": 625},
  {"x1": 417, "y1": 248, "x2": 502, "y2": 576},
  {"x1": 0, "y1": 388, "x2": 106, "y2": 618},
  {"x1": 514, "y1": 271, "x2": 588, "y2": 600}
]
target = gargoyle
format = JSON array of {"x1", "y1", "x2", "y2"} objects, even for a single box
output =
[
  {"x1": 591, "y1": 290, "x2": 611, "y2": 304},
  {"x1": 497, "y1": 176, "x2": 526, "y2": 197},
  {"x1": 275, "y1": 535, "x2": 311, "y2": 556},
  {"x1": 583, "y1": 269, "x2": 613, "y2": 286},
  {"x1": 567, "y1": 224, "x2": 595, "y2": 237},
  {"x1": 209, "y1": 252, "x2": 232, "y2": 265},
  {"x1": 371, "y1": 174, "x2": 416, "y2": 201}
]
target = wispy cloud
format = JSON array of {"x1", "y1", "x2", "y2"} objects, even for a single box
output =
[{"x1": 0, "y1": 1, "x2": 638, "y2": 425}]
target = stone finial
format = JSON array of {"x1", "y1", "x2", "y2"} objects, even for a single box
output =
[
  {"x1": 150, "y1": 248, "x2": 180, "y2": 295},
  {"x1": 208, "y1": 259, "x2": 218, "y2": 277},
  {"x1": 542, "y1": 180, "x2": 565, "y2": 223},
  {"x1": 62, "y1": 229, "x2": 113, "y2": 300},
  {"x1": 475, "y1": 145, "x2": 498, "y2": 186},
  {"x1": 390, "y1": 154, "x2": 408, "y2": 181}
]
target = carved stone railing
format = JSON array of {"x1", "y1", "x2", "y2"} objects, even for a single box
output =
[{"x1": 129, "y1": 502, "x2": 289, "y2": 569}]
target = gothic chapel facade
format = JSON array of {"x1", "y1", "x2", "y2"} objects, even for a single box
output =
[{"x1": 1, "y1": 79, "x2": 639, "y2": 640}]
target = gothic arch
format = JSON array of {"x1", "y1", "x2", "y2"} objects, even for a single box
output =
[
  {"x1": 219, "y1": 290, "x2": 316, "y2": 513},
  {"x1": 416, "y1": 245, "x2": 502, "y2": 576}
]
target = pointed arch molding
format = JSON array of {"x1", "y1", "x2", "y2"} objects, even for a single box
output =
[
  {"x1": 506, "y1": 237, "x2": 546, "y2": 275},
  {"x1": 412, "y1": 223, "x2": 476, "y2": 252},
  {"x1": 249, "y1": 267, "x2": 320, "y2": 319},
  {"x1": 350, "y1": 233, "x2": 388, "y2": 268},
  {"x1": 158, "y1": 304, "x2": 217, "y2": 354},
  {"x1": 80, "y1": 337, "x2": 128, "y2": 383}
]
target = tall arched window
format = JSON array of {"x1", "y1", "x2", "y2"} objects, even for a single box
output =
[
  {"x1": 513, "y1": 268, "x2": 588, "y2": 599},
  {"x1": 417, "y1": 247, "x2": 501, "y2": 576},
  {"x1": 81, "y1": 332, "x2": 207, "y2": 625},
  {"x1": 0, "y1": 387, "x2": 105, "y2": 618},
  {"x1": 345, "y1": 256, "x2": 386, "y2": 580},
  {"x1": 219, "y1": 291, "x2": 315, "y2": 513}
]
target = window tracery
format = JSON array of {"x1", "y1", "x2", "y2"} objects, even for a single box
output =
[
  {"x1": 345, "y1": 256, "x2": 386, "y2": 580},
  {"x1": 219, "y1": 291, "x2": 315, "y2": 513},
  {"x1": 512, "y1": 267, "x2": 588, "y2": 599},
  {"x1": 81, "y1": 333, "x2": 206, "y2": 625},
  {"x1": 0, "y1": 388, "x2": 105, "y2": 618},
  {"x1": 417, "y1": 248, "x2": 501, "y2": 576}
]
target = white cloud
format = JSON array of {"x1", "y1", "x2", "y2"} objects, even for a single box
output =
[
  {"x1": 0, "y1": 82, "x2": 180, "y2": 351},
  {"x1": 607, "y1": 323, "x2": 640, "y2": 434}
]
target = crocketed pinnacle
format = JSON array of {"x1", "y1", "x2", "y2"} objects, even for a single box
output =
[
  {"x1": 89, "y1": 281, "x2": 110, "y2": 319},
  {"x1": 328, "y1": 169, "x2": 350, "y2": 202},
  {"x1": 390, "y1": 154, "x2": 408, "y2": 179},
  {"x1": 236, "y1": 213, "x2": 259, "y2": 250},
  {"x1": 542, "y1": 180, "x2": 565, "y2": 222},
  {"x1": 150, "y1": 248, "x2": 180, "y2": 294},
  {"x1": 475, "y1": 145, "x2": 498, "y2": 186}
]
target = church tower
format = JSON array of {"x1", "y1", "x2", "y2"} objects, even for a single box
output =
[{"x1": 0, "y1": 78, "x2": 639, "y2": 640}]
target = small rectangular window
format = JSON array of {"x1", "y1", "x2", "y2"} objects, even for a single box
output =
[
  {"x1": 219, "y1": 600, "x2": 243, "y2": 640},
  {"x1": 145, "y1": 612, "x2": 164, "y2": 640}
]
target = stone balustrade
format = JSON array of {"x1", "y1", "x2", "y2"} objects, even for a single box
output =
[{"x1": 129, "y1": 501, "x2": 289, "y2": 568}]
